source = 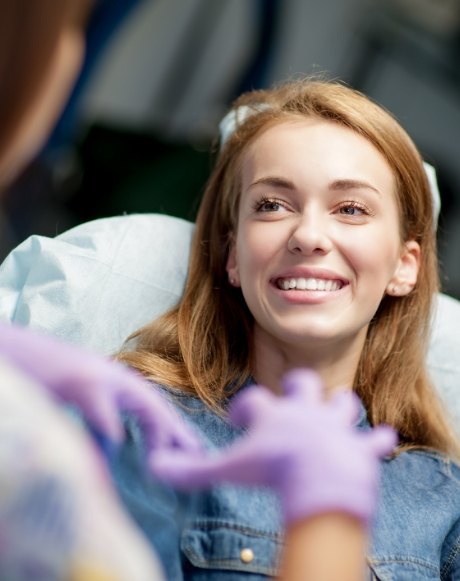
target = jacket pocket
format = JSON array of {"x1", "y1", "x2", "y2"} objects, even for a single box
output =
[{"x1": 181, "y1": 519, "x2": 283, "y2": 577}]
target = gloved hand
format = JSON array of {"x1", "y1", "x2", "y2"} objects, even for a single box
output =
[
  {"x1": 0, "y1": 323, "x2": 201, "y2": 454},
  {"x1": 151, "y1": 369, "x2": 397, "y2": 526}
]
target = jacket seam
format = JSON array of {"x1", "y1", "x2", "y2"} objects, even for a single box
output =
[
  {"x1": 368, "y1": 555, "x2": 439, "y2": 573},
  {"x1": 183, "y1": 518, "x2": 283, "y2": 541}
]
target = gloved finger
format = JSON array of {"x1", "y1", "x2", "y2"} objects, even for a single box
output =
[
  {"x1": 150, "y1": 442, "x2": 265, "y2": 489},
  {"x1": 145, "y1": 416, "x2": 203, "y2": 454},
  {"x1": 281, "y1": 368, "x2": 323, "y2": 403},
  {"x1": 228, "y1": 385, "x2": 277, "y2": 428},
  {"x1": 328, "y1": 389, "x2": 362, "y2": 425},
  {"x1": 76, "y1": 388, "x2": 124, "y2": 443},
  {"x1": 364, "y1": 425, "x2": 398, "y2": 457},
  {"x1": 116, "y1": 382, "x2": 203, "y2": 453},
  {"x1": 149, "y1": 450, "x2": 237, "y2": 488}
]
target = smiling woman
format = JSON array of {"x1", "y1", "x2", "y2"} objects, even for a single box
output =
[
  {"x1": 227, "y1": 119, "x2": 420, "y2": 392},
  {"x1": 120, "y1": 80, "x2": 444, "y2": 446},
  {"x1": 117, "y1": 78, "x2": 460, "y2": 579}
]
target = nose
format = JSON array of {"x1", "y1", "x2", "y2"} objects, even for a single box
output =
[{"x1": 287, "y1": 211, "x2": 333, "y2": 256}]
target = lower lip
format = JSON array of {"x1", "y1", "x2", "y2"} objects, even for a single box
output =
[{"x1": 270, "y1": 283, "x2": 348, "y2": 304}]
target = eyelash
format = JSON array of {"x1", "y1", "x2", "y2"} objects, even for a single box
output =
[
  {"x1": 337, "y1": 200, "x2": 374, "y2": 217},
  {"x1": 252, "y1": 196, "x2": 374, "y2": 217},
  {"x1": 252, "y1": 196, "x2": 286, "y2": 213}
]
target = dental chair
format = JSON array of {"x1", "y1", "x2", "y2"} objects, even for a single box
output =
[{"x1": 0, "y1": 212, "x2": 459, "y2": 435}]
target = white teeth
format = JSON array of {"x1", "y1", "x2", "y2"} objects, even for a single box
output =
[{"x1": 277, "y1": 277, "x2": 342, "y2": 291}]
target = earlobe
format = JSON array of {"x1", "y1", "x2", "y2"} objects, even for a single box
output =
[
  {"x1": 387, "y1": 240, "x2": 421, "y2": 296},
  {"x1": 226, "y1": 244, "x2": 240, "y2": 287}
]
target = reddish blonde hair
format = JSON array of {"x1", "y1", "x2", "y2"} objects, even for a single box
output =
[{"x1": 120, "y1": 79, "x2": 458, "y2": 455}]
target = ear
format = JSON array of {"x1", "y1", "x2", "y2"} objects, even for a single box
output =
[
  {"x1": 386, "y1": 240, "x2": 421, "y2": 297},
  {"x1": 226, "y1": 242, "x2": 241, "y2": 287}
]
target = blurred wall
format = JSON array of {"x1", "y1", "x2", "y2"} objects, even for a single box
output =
[{"x1": 3, "y1": 0, "x2": 460, "y2": 295}]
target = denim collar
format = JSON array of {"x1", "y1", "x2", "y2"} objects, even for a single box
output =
[{"x1": 355, "y1": 398, "x2": 371, "y2": 430}]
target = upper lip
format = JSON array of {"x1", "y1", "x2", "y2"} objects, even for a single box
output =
[{"x1": 270, "y1": 267, "x2": 349, "y2": 285}]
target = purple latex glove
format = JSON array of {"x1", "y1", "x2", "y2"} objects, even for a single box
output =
[
  {"x1": 151, "y1": 369, "x2": 397, "y2": 526},
  {"x1": 0, "y1": 323, "x2": 201, "y2": 453}
]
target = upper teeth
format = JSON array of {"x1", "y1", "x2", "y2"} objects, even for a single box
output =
[{"x1": 277, "y1": 278, "x2": 342, "y2": 291}]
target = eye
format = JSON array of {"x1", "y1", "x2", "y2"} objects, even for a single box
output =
[
  {"x1": 253, "y1": 196, "x2": 287, "y2": 213},
  {"x1": 337, "y1": 201, "x2": 373, "y2": 217}
]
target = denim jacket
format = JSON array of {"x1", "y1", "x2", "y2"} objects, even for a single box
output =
[{"x1": 110, "y1": 384, "x2": 460, "y2": 580}]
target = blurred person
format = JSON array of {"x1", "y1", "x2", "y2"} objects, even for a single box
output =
[{"x1": 0, "y1": 1, "x2": 201, "y2": 578}]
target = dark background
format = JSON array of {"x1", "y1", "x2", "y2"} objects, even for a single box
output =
[{"x1": 2, "y1": 0, "x2": 460, "y2": 296}]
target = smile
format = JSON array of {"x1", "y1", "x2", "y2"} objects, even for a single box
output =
[{"x1": 276, "y1": 277, "x2": 344, "y2": 291}]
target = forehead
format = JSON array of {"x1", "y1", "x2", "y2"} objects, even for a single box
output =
[{"x1": 240, "y1": 118, "x2": 395, "y2": 193}]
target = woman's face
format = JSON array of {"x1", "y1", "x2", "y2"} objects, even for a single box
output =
[{"x1": 226, "y1": 119, "x2": 420, "y2": 355}]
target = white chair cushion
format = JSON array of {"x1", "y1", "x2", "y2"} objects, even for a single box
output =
[{"x1": 0, "y1": 214, "x2": 192, "y2": 354}]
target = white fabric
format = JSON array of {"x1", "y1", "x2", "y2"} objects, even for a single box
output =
[
  {"x1": 428, "y1": 293, "x2": 460, "y2": 433},
  {"x1": 0, "y1": 214, "x2": 192, "y2": 355},
  {"x1": 0, "y1": 213, "x2": 458, "y2": 435},
  {"x1": 423, "y1": 161, "x2": 441, "y2": 228}
]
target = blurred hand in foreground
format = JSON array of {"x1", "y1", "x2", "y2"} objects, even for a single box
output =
[
  {"x1": 0, "y1": 323, "x2": 201, "y2": 453},
  {"x1": 151, "y1": 368, "x2": 397, "y2": 526}
]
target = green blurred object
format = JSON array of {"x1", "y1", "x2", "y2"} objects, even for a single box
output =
[{"x1": 71, "y1": 124, "x2": 213, "y2": 223}]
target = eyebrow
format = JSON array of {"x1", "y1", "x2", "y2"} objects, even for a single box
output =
[
  {"x1": 329, "y1": 179, "x2": 381, "y2": 196},
  {"x1": 248, "y1": 176, "x2": 296, "y2": 190},
  {"x1": 248, "y1": 176, "x2": 381, "y2": 196}
]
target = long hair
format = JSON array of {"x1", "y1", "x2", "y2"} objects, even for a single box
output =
[
  {"x1": 119, "y1": 78, "x2": 458, "y2": 455},
  {"x1": 0, "y1": 0, "x2": 91, "y2": 170}
]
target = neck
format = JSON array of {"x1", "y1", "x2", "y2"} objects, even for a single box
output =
[{"x1": 252, "y1": 327, "x2": 367, "y2": 395}]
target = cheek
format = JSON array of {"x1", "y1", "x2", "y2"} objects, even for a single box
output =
[
  {"x1": 237, "y1": 225, "x2": 283, "y2": 273},
  {"x1": 350, "y1": 231, "x2": 401, "y2": 283}
]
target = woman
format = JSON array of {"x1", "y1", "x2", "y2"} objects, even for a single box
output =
[{"x1": 117, "y1": 78, "x2": 460, "y2": 579}]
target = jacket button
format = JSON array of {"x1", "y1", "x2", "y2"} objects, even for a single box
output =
[{"x1": 240, "y1": 548, "x2": 254, "y2": 563}]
